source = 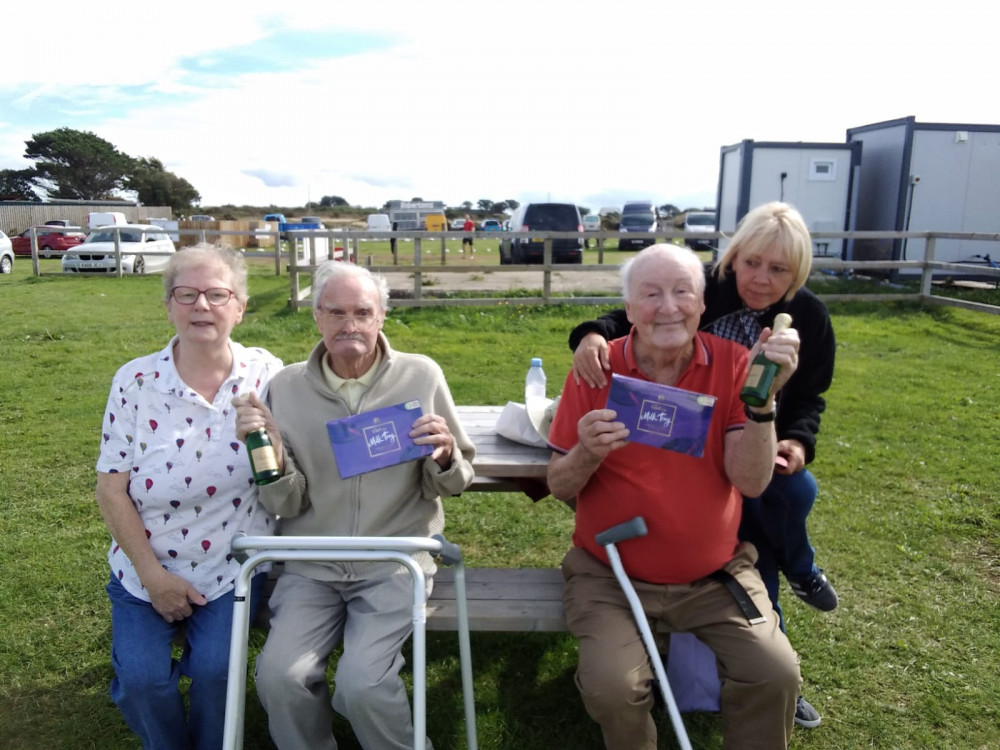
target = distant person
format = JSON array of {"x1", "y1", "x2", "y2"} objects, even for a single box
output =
[
  {"x1": 549, "y1": 243, "x2": 802, "y2": 749},
  {"x1": 462, "y1": 214, "x2": 475, "y2": 259},
  {"x1": 95, "y1": 245, "x2": 282, "y2": 749},
  {"x1": 235, "y1": 261, "x2": 476, "y2": 749},
  {"x1": 390, "y1": 220, "x2": 398, "y2": 260},
  {"x1": 568, "y1": 201, "x2": 837, "y2": 728}
]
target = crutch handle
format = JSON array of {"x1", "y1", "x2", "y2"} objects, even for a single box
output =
[
  {"x1": 431, "y1": 534, "x2": 463, "y2": 566},
  {"x1": 595, "y1": 516, "x2": 648, "y2": 547}
]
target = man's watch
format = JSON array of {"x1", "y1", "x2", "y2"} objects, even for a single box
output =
[{"x1": 744, "y1": 403, "x2": 777, "y2": 423}]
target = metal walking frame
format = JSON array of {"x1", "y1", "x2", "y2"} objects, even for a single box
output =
[
  {"x1": 596, "y1": 516, "x2": 693, "y2": 750},
  {"x1": 221, "y1": 534, "x2": 478, "y2": 750}
]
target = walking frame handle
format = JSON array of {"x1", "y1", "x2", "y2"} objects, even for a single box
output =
[{"x1": 594, "y1": 516, "x2": 648, "y2": 548}]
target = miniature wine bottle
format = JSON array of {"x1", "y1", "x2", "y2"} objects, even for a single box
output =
[
  {"x1": 740, "y1": 313, "x2": 793, "y2": 407},
  {"x1": 245, "y1": 428, "x2": 280, "y2": 485}
]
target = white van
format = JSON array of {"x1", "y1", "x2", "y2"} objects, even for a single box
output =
[
  {"x1": 88, "y1": 211, "x2": 128, "y2": 230},
  {"x1": 367, "y1": 214, "x2": 392, "y2": 232}
]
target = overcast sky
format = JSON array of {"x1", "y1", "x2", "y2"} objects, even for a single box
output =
[{"x1": 3, "y1": 0, "x2": 998, "y2": 214}]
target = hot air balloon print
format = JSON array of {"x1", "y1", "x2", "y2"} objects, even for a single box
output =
[
  {"x1": 206, "y1": 486, "x2": 216, "y2": 498},
  {"x1": 226, "y1": 465, "x2": 235, "y2": 476},
  {"x1": 145, "y1": 478, "x2": 153, "y2": 492},
  {"x1": 168, "y1": 550, "x2": 178, "y2": 558},
  {"x1": 195, "y1": 450, "x2": 203, "y2": 462},
  {"x1": 201, "y1": 540, "x2": 211, "y2": 553},
  {"x1": 148, "y1": 419, "x2": 158, "y2": 432},
  {"x1": 140, "y1": 442, "x2": 148, "y2": 454},
  {"x1": 166, "y1": 461, "x2": 174, "y2": 473},
  {"x1": 205, "y1": 427, "x2": 211, "y2": 439},
  {"x1": 184, "y1": 476, "x2": 192, "y2": 488},
  {"x1": 186, "y1": 417, "x2": 193, "y2": 427},
  {"x1": 194, "y1": 505, "x2": 203, "y2": 517},
  {"x1": 109, "y1": 413, "x2": 116, "y2": 424},
  {"x1": 169, "y1": 500, "x2": 180, "y2": 509},
  {"x1": 176, "y1": 438, "x2": 184, "y2": 451},
  {"x1": 232, "y1": 497, "x2": 242, "y2": 510},
  {"x1": 230, "y1": 442, "x2": 240, "y2": 454}
]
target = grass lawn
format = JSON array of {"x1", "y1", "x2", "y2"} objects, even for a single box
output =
[{"x1": 1, "y1": 261, "x2": 998, "y2": 749}]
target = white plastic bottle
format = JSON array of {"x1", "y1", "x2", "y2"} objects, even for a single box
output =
[{"x1": 525, "y1": 357, "x2": 546, "y2": 406}]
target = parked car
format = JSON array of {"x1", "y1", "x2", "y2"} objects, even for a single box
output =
[
  {"x1": 367, "y1": 214, "x2": 392, "y2": 232},
  {"x1": 11, "y1": 227, "x2": 86, "y2": 258},
  {"x1": 618, "y1": 209, "x2": 658, "y2": 251},
  {"x1": 480, "y1": 219, "x2": 501, "y2": 231},
  {"x1": 61, "y1": 224, "x2": 176, "y2": 275},
  {"x1": 188, "y1": 214, "x2": 215, "y2": 222},
  {"x1": 0, "y1": 231, "x2": 12, "y2": 274},
  {"x1": 263, "y1": 213, "x2": 287, "y2": 224},
  {"x1": 499, "y1": 202, "x2": 584, "y2": 265},
  {"x1": 449, "y1": 218, "x2": 466, "y2": 231},
  {"x1": 582, "y1": 214, "x2": 602, "y2": 248},
  {"x1": 299, "y1": 216, "x2": 324, "y2": 227},
  {"x1": 683, "y1": 210, "x2": 718, "y2": 250},
  {"x1": 43, "y1": 219, "x2": 75, "y2": 227}
]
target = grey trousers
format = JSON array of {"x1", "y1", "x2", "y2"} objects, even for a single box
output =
[
  {"x1": 255, "y1": 570, "x2": 433, "y2": 750},
  {"x1": 562, "y1": 543, "x2": 801, "y2": 750}
]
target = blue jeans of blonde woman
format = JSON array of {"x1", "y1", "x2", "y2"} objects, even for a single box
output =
[
  {"x1": 739, "y1": 468, "x2": 820, "y2": 630},
  {"x1": 105, "y1": 573, "x2": 266, "y2": 750}
]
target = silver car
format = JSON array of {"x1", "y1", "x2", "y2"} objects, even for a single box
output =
[
  {"x1": 62, "y1": 224, "x2": 176, "y2": 275},
  {"x1": 0, "y1": 231, "x2": 13, "y2": 274}
]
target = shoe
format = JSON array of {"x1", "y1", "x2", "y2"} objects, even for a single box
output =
[
  {"x1": 794, "y1": 695, "x2": 822, "y2": 729},
  {"x1": 790, "y1": 570, "x2": 838, "y2": 611}
]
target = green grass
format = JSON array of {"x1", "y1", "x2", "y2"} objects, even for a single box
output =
[{"x1": 1, "y1": 262, "x2": 999, "y2": 749}]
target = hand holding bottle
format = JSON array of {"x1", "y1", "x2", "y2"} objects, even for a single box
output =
[
  {"x1": 232, "y1": 392, "x2": 284, "y2": 482},
  {"x1": 741, "y1": 314, "x2": 801, "y2": 407}
]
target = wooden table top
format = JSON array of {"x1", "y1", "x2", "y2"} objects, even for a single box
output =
[{"x1": 456, "y1": 405, "x2": 550, "y2": 480}]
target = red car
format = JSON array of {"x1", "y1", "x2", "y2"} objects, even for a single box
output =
[{"x1": 11, "y1": 227, "x2": 86, "y2": 258}]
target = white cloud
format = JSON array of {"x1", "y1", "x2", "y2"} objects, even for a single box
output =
[{"x1": 3, "y1": 0, "x2": 1000, "y2": 212}]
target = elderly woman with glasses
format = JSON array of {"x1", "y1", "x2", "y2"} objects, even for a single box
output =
[
  {"x1": 233, "y1": 260, "x2": 475, "y2": 749},
  {"x1": 94, "y1": 244, "x2": 283, "y2": 750}
]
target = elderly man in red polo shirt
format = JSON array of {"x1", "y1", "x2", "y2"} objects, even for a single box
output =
[{"x1": 547, "y1": 243, "x2": 802, "y2": 750}]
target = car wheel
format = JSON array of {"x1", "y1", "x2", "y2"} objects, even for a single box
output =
[
  {"x1": 133, "y1": 256, "x2": 145, "y2": 274},
  {"x1": 42, "y1": 245, "x2": 54, "y2": 259},
  {"x1": 0, "y1": 255, "x2": 11, "y2": 274}
]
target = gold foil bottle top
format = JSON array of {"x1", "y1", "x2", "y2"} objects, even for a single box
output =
[{"x1": 772, "y1": 313, "x2": 793, "y2": 333}]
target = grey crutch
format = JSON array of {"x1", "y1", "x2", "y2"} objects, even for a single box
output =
[{"x1": 596, "y1": 516, "x2": 693, "y2": 750}]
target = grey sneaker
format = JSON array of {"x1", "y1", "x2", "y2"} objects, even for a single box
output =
[
  {"x1": 790, "y1": 570, "x2": 839, "y2": 611},
  {"x1": 794, "y1": 695, "x2": 822, "y2": 728}
]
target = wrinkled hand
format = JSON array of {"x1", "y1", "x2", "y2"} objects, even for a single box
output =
[
  {"x1": 144, "y1": 568, "x2": 207, "y2": 623},
  {"x1": 776, "y1": 439, "x2": 806, "y2": 475},
  {"x1": 410, "y1": 413, "x2": 455, "y2": 468},
  {"x1": 232, "y1": 392, "x2": 280, "y2": 442},
  {"x1": 577, "y1": 408, "x2": 629, "y2": 461},
  {"x1": 747, "y1": 325, "x2": 801, "y2": 398},
  {"x1": 572, "y1": 333, "x2": 611, "y2": 388}
]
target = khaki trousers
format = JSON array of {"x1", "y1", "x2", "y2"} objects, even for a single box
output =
[{"x1": 562, "y1": 543, "x2": 800, "y2": 750}]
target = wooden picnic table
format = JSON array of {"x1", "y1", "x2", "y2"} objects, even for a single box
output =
[{"x1": 455, "y1": 405, "x2": 551, "y2": 499}]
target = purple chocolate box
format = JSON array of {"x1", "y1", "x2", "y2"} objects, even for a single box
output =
[
  {"x1": 606, "y1": 373, "x2": 717, "y2": 457},
  {"x1": 327, "y1": 400, "x2": 433, "y2": 479}
]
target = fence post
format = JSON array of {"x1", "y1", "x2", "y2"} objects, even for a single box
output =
[
  {"x1": 413, "y1": 235, "x2": 422, "y2": 301},
  {"x1": 30, "y1": 227, "x2": 40, "y2": 277},
  {"x1": 543, "y1": 239, "x2": 552, "y2": 303},
  {"x1": 920, "y1": 234, "x2": 937, "y2": 297}
]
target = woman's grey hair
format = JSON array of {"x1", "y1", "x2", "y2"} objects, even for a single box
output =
[
  {"x1": 312, "y1": 261, "x2": 391, "y2": 312},
  {"x1": 163, "y1": 244, "x2": 249, "y2": 303},
  {"x1": 713, "y1": 201, "x2": 813, "y2": 300},
  {"x1": 621, "y1": 244, "x2": 706, "y2": 301}
]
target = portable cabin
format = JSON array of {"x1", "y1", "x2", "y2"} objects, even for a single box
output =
[
  {"x1": 715, "y1": 139, "x2": 861, "y2": 259},
  {"x1": 846, "y1": 116, "x2": 1000, "y2": 272}
]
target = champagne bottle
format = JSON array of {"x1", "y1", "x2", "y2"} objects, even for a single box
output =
[
  {"x1": 245, "y1": 428, "x2": 280, "y2": 485},
  {"x1": 740, "y1": 313, "x2": 793, "y2": 407}
]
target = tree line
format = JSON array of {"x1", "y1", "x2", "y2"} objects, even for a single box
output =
[{"x1": 0, "y1": 128, "x2": 200, "y2": 213}]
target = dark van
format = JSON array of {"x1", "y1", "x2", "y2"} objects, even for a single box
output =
[{"x1": 500, "y1": 202, "x2": 584, "y2": 264}]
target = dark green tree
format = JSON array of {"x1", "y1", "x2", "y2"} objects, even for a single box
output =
[
  {"x1": 505, "y1": 199, "x2": 519, "y2": 211},
  {"x1": 125, "y1": 157, "x2": 201, "y2": 213},
  {"x1": 24, "y1": 128, "x2": 133, "y2": 200},
  {"x1": 0, "y1": 168, "x2": 41, "y2": 201},
  {"x1": 477, "y1": 199, "x2": 493, "y2": 212},
  {"x1": 320, "y1": 195, "x2": 348, "y2": 207},
  {"x1": 659, "y1": 203, "x2": 680, "y2": 218}
]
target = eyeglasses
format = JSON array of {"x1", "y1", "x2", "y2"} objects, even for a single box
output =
[
  {"x1": 170, "y1": 286, "x2": 237, "y2": 306},
  {"x1": 315, "y1": 308, "x2": 383, "y2": 330}
]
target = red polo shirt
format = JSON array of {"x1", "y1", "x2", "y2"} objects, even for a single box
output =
[{"x1": 548, "y1": 330, "x2": 749, "y2": 584}]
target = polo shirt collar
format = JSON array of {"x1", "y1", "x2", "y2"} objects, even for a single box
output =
[{"x1": 622, "y1": 328, "x2": 711, "y2": 380}]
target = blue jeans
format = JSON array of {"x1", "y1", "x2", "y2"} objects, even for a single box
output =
[
  {"x1": 105, "y1": 573, "x2": 265, "y2": 750},
  {"x1": 739, "y1": 469, "x2": 819, "y2": 631}
]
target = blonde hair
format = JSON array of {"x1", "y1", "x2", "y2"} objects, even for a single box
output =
[{"x1": 714, "y1": 202, "x2": 812, "y2": 300}]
